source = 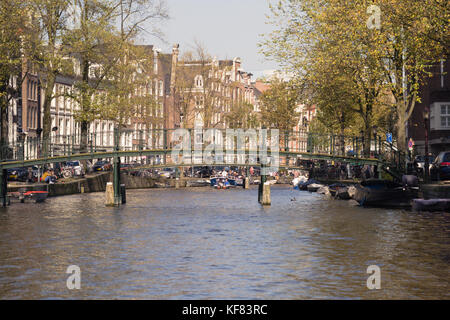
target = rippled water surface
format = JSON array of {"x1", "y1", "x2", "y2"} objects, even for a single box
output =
[{"x1": 0, "y1": 185, "x2": 449, "y2": 299}]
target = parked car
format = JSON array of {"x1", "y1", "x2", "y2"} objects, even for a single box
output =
[
  {"x1": 158, "y1": 168, "x2": 176, "y2": 178},
  {"x1": 7, "y1": 166, "x2": 39, "y2": 182},
  {"x1": 413, "y1": 155, "x2": 435, "y2": 175},
  {"x1": 7, "y1": 167, "x2": 27, "y2": 181},
  {"x1": 430, "y1": 151, "x2": 450, "y2": 180},
  {"x1": 92, "y1": 160, "x2": 112, "y2": 172},
  {"x1": 64, "y1": 160, "x2": 85, "y2": 176}
]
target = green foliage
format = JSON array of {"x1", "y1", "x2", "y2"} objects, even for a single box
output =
[
  {"x1": 261, "y1": 0, "x2": 448, "y2": 151},
  {"x1": 259, "y1": 78, "x2": 300, "y2": 131}
]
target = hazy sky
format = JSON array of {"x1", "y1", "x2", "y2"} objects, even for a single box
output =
[{"x1": 149, "y1": 0, "x2": 279, "y2": 79}]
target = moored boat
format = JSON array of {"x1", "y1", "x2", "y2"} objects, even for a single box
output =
[
  {"x1": 336, "y1": 187, "x2": 352, "y2": 200},
  {"x1": 307, "y1": 183, "x2": 324, "y2": 192},
  {"x1": 328, "y1": 183, "x2": 347, "y2": 197},
  {"x1": 352, "y1": 179, "x2": 419, "y2": 208},
  {"x1": 298, "y1": 179, "x2": 320, "y2": 191},
  {"x1": 293, "y1": 176, "x2": 308, "y2": 189},
  {"x1": 317, "y1": 186, "x2": 330, "y2": 195},
  {"x1": 212, "y1": 177, "x2": 232, "y2": 189}
]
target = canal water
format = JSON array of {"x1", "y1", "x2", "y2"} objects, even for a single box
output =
[{"x1": 0, "y1": 186, "x2": 448, "y2": 299}]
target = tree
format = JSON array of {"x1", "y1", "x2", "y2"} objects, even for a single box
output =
[
  {"x1": 31, "y1": 0, "x2": 72, "y2": 148},
  {"x1": 261, "y1": 0, "x2": 448, "y2": 152},
  {"x1": 225, "y1": 99, "x2": 258, "y2": 129},
  {"x1": 66, "y1": 0, "x2": 168, "y2": 151},
  {"x1": 0, "y1": 0, "x2": 33, "y2": 157},
  {"x1": 259, "y1": 78, "x2": 300, "y2": 132}
]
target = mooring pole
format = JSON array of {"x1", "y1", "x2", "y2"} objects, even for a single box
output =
[
  {"x1": 113, "y1": 127, "x2": 121, "y2": 206},
  {"x1": 163, "y1": 128, "x2": 168, "y2": 165},
  {"x1": 0, "y1": 168, "x2": 7, "y2": 207}
]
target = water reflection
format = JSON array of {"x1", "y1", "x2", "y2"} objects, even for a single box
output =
[{"x1": 0, "y1": 186, "x2": 448, "y2": 299}]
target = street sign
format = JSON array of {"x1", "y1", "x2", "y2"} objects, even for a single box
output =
[
  {"x1": 408, "y1": 138, "x2": 415, "y2": 151},
  {"x1": 386, "y1": 133, "x2": 393, "y2": 144}
]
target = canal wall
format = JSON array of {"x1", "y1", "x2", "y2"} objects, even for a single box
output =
[
  {"x1": 7, "y1": 174, "x2": 294, "y2": 198},
  {"x1": 421, "y1": 183, "x2": 450, "y2": 199},
  {"x1": 8, "y1": 173, "x2": 111, "y2": 196},
  {"x1": 8, "y1": 173, "x2": 198, "y2": 197}
]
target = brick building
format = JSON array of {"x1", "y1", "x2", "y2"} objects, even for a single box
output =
[
  {"x1": 409, "y1": 59, "x2": 450, "y2": 155},
  {"x1": 172, "y1": 55, "x2": 257, "y2": 129}
]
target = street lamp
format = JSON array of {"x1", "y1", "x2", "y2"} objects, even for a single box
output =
[{"x1": 423, "y1": 107, "x2": 430, "y2": 183}]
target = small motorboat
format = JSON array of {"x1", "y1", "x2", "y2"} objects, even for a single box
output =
[
  {"x1": 352, "y1": 179, "x2": 419, "y2": 208},
  {"x1": 213, "y1": 177, "x2": 231, "y2": 189},
  {"x1": 293, "y1": 176, "x2": 308, "y2": 189},
  {"x1": 227, "y1": 177, "x2": 238, "y2": 187},
  {"x1": 8, "y1": 190, "x2": 48, "y2": 203},
  {"x1": 307, "y1": 183, "x2": 324, "y2": 192},
  {"x1": 9, "y1": 190, "x2": 49, "y2": 203},
  {"x1": 210, "y1": 175, "x2": 219, "y2": 187},
  {"x1": 328, "y1": 183, "x2": 347, "y2": 197},
  {"x1": 298, "y1": 179, "x2": 320, "y2": 191},
  {"x1": 317, "y1": 186, "x2": 331, "y2": 195},
  {"x1": 186, "y1": 180, "x2": 210, "y2": 187},
  {"x1": 336, "y1": 187, "x2": 352, "y2": 200},
  {"x1": 328, "y1": 183, "x2": 352, "y2": 200},
  {"x1": 235, "y1": 176, "x2": 244, "y2": 186},
  {"x1": 24, "y1": 191, "x2": 48, "y2": 203}
]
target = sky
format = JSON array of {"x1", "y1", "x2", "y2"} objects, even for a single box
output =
[{"x1": 148, "y1": 0, "x2": 279, "y2": 79}]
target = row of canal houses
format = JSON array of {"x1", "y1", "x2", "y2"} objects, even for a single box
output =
[{"x1": 7, "y1": 43, "x2": 317, "y2": 164}]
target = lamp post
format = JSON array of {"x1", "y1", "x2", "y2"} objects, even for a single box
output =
[
  {"x1": 372, "y1": 125, "x2": 378, "y2": 156},
  {"x1": 423, "y1": 107, "x2": 430, "y2": 183}
]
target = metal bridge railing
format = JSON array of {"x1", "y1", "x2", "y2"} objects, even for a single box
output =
[{"x1": 0, "y1": 128, "x2": 405, "y2": 175}]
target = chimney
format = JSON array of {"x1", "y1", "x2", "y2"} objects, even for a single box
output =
[{"x1": 170, "y1": 44, "x2": 179, "y2": 92}]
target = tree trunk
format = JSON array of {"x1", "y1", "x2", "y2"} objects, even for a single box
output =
[
  {"x1": 42, "y1": 72, "x2": 56, "y2": 156},
  {"x1": 340, "y1": 113, "x2": 346, "y2": 156},
  {"x1": 0, "y1": 98, "x2": 8, "y2": 160},
  {"x1": 396, "y1": 114, "x2": 407, "y2": 153}
]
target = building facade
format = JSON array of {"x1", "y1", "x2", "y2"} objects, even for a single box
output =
[{"x1": 409, "y1": 59, "x2": 450, "y2": 156}]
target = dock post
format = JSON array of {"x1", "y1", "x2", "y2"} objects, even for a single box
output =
[
  {"x1": 261, "y1": 183, "x2": 271, "y2": 206},
  {"x1": 259, "y1": 162, "x2": 268, "y2": 204},
  {"x1": 244, "y1": 177, "x2": 250, "y2": 189},
  {"x1": 113, "y1": 127, "x2": 121, "y2": 206},
  {"x1": 120, "y1": 184, "x2": 126, "y2": 204},
  {"x1": 113, "y1": 157, "x2": 121, "y2": 206},
  {"x1": 175, "y1": 167, "x2": 180, "y2": 189},
  {"x1": 0, "y1": 168, "x2": 7, "y2": 207},
  {"x1": 105, "y1": 182, "x2": 115, "y2": 207}
]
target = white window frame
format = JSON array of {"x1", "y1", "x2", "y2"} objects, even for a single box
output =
[{"x1": 430, "y1": 102, "x2": 450, "y2": 130}]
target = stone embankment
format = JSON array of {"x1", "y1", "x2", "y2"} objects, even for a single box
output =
[{"x1": 7, "y1": 173, "x2": 294, "y2": 198}]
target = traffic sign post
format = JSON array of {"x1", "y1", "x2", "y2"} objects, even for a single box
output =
[
  {"x1": 408, "y1": 138, "x2": 415, "y2": 152},
  {"x1": 386, "y1": 133, "x2": 393, "y2": 144}
]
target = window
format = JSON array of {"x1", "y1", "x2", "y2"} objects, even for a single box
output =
[
  {"x1": 440, "y1": 104, "x2": 450, "y2": 128},
  {"x1": 159, "y1": 80, "x2": 163, "y2": 96},
  {"x1": 195, "y1": 75, "x2": 203, "y2": 88},
  {"x1": 195, "y1": 96, "x2": 204, "y2": 108}
]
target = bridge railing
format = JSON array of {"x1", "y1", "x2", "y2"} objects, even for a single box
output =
[{"x1": 0, "y1": 128, "x2": 406, "y2": 175}]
